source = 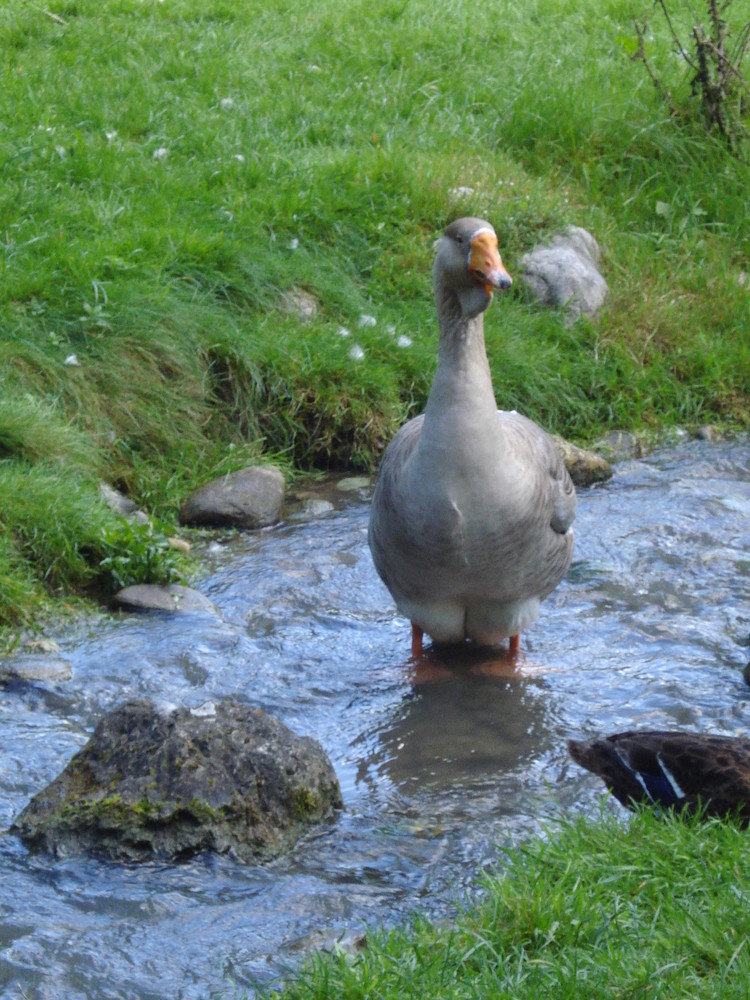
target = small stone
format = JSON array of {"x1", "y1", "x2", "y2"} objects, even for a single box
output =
[
  {"x1": 0, "y1": 656, "x2": 73, "y2": 685},
  {"x1": 22, "y1": 637, "x2": 60, "y2": 655},
  {"x1": 112, "y1": 584, "x2": 217, "y2": 615},
  {"x1": 281, "y1": 288, "x2": 319, "y2": 323},
  {"x1": 336, "y1": 475, "x2": 371, "y2": 492},
  {"x1": 593, "y1": 430, "x2": 646, "y2": 462},
  {"x1": 693, "y1": 425, "x2": 720, "y2": 442},
  {"x1": 167, "y1": 536, "x2": 191, "y2": 555},
  {"x1": 99, "y1": 483, "x2": 138, "y2": 516},
  {"x1": 300, "y1": 498, "x2": 335, "y2": 517},
  {"x1": 179, "y1": 465, "x2": 285, "y2": 530},
  {"x1": 550, "y1": 435, "x2": 613, "y2": 487}
]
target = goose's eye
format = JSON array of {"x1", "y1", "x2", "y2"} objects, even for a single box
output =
[{"x1": 455, "y1": 234, "x2": 463, "y2": 245}]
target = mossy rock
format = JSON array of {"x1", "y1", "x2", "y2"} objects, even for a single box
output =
[{"x1": 11, "y1": 699, "x2": 342, "y2": 863}]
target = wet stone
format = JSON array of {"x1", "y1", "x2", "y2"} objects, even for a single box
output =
[
  {"x1": 693, "y1": 425, "x2": 722, "y2": 442},
  {"x1": 11, "y1": 698, "x2": 343, "y2": 863},
  {"x1": 179, "y1": 465, "x2": 285, "y2": 530},
  {"x1": 112, "y1": 583, "x2": 217, "y2": 615},
  {"x1": 0, "y1": 656, "x2": 73, "y2": 685},
  {"x1": 336, "y1": 476, "x2": 371, "y2": 493},
  {"x1": 550, "y1": 435, "x2": 612, "y2": 487},
  {"x1": 593, "y1": 430, "x2": 647, "y2": 462}
]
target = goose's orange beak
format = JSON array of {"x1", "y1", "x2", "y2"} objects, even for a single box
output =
[{"x1": 468, "y1": 230, "x2": 512, "y2": 296}]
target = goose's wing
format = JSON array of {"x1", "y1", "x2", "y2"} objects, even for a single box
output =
[
  {"x1": 499, "y1": 410, "x2": 576, "y2": 537},
  {"x1": 368, "y1": 412, "x2": 473, "y2": 598}
]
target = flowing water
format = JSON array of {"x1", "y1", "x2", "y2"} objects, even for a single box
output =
[{"x1": 1, "y1": 436, "x2": 749, "y2": 999}]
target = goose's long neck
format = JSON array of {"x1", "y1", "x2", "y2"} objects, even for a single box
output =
[{"x1": 424, "y1": 285, "x2": 498, "y2": 422}]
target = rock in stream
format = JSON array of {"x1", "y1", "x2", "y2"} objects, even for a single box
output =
[{"x1": 11, "y1": 698, "x2": 342, "y2": 863}]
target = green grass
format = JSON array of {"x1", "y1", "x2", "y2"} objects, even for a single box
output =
[
  {"x1": 1, "y1": 0, "x2": 749, "y2": 634},
  {"x1": 267, "y1": 809, "x2": 750, "y2": 1000}
]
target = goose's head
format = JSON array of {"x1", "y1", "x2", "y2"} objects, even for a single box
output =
[{"x1": 434, "y1": 217, "x2": 512, "y2": 319}]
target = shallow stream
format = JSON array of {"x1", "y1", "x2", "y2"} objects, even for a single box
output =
[{"x1": 1, "y1": 436, "x2": 749, "y2": 999}]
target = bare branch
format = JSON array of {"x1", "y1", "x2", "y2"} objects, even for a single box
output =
[{"x1": 655, "y1": 0, "x2": 699, "y2": 70}]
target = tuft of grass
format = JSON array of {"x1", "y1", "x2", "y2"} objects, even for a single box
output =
[
  {"x1": 1, "y1": 0, "x2": 749, "y2": 633},
  {"x1": 0, "y1": 460, "x2": 188, "y2": 618},
  {"x1": 268, "y1": 809, "x2": 750, "y2": 999}
]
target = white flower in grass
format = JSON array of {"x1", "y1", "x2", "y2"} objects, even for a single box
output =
[
  {"x1": 349, "y1": 344, "x2": 365, "y2": 361},
  {"x1": 152, "y1": 147, "x2": 169, "y2": 161},
  {"x1": 338, "y1": 326, "x2": 351, "y2": 338},
  {"x1": 64, "y1": 354, "x2": 80, "y2": 367},
  {"x1": 234, "y1": 153, "x2": 246, "y2": 162},
  {"x1": 220, "y1": 97, "x2": 234, "y2": 111},
  {"x1": 105, "y1": 130, "x2": 117, "y2": 143},
  {"x1": 358, "y1": 313, "x2": 376, "y2": 328},
  {"x1": 386, "y1": 324, "x2": 396, "y2": 336},
  {"x1": 397, "y1": 335, "x2": 412, "y2": 348},
  {"x1": 289, "y1": 237, "x2": 299, "y2": 250}
]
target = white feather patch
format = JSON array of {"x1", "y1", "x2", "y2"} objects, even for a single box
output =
[{"x1": 656, "y1": 753, "x2": 686, "y2": 799}]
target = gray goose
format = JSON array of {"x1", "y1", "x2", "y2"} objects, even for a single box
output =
[{"x1": 368, "y1": 217, "x2": 576, "y2": 657}]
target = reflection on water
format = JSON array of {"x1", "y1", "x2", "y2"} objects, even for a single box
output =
[{"x1": 0, "y1": 437, "x2": 748, "y2": 999}]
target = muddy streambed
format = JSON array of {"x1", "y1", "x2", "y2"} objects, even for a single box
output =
[{"x1": 0, "y1": 437, "x2": 748, "y2": 999}]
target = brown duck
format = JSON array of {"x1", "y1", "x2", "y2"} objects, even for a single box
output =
[
  {"x1": 368, "y1": 218, "x2": 576, "y2": 657},
  {"x1": 568, "y1": 731, "x2": 750, "y2": 824}
]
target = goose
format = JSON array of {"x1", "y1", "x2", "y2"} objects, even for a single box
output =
[
  {"x1": 568, "y1": 731, "x2": 750, "y2": 825},
  {"x1": 368, "y1": 217, "x2": 576, "y2": 657}
]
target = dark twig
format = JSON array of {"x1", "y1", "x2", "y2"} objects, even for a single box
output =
[{"x1": 632, "y1": 0, "x2": 749, "y2": 149}]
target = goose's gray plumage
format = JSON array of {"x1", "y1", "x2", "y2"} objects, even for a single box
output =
[{"x1": 368, "y1": 217, "x2": 575, "y2": 653}]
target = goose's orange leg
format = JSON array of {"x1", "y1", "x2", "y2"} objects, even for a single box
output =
[
  {"x1": 411, "y1": 623, "x2": 424, "y2": 657},
  {"x1": 509, "y1": 634, "x2": 520, "y2": 656}
]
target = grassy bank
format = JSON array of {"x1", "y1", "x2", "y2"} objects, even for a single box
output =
[
  {"x1": 267, "y1": 809, "x2": 750, "y2": 999},
  {"x1": 2, "y1": 0, "x2": 749, "y2": 636}
]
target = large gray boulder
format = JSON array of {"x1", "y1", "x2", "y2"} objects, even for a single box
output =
[
  {"x1": 179, "y1": 465, "x2": 285, "y2": 530},
  {"x1": 11, "y1": 699, "x2": 342, "y2": 862},
  {"x1": 518, "y1": 226, "x2": 609, "y2": 324}
]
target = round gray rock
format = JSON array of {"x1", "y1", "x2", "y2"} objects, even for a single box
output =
[
  {"x1": 179, "y1": 466, "x2": 285, "y2": 530},
  {"x1": 11, "y1": 698, "x2": 342, "y2": 862}
]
